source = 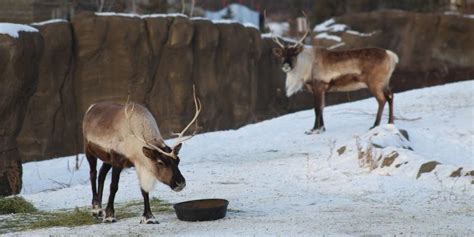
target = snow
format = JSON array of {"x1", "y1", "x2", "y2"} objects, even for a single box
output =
[
  {"x1": 327, "y1": 42, "x2": 345, "y2": 50},
  {"x1": 5, "y1": 81, "x2": 474, "y2": 235},
  {"x1": 313, "y1": 18, "x2": 377, "y2": 44},
  {"x1": 267, "y1": 22, "x2": 289, "y2": 37},
  {"x1": 346, "y1": 30, "x2": 377, "y2": 37},
  {"x1": 0, "y1": 23, "x2": 38, "y2": 38},
  {"x1": 444, "y1": 11, "x2": 474, "y2": 19},
  {"x1": 243, "y1": 22, "x2": 258, "y2": 30},
  {"x1": 315, "y1": 32, "x2": 342, "y2": 42},
  {"x1": 30, "y1": 19, "x2": 67, "y2": 26},
  {"x1": 94, "y1": 12, "x2": 188, "y2": 19},
  {"x1": 313, "y1": 18, "x2": 347, "y2": 32},
  {"x1": 205, "y1": 3, "x2": 260, "y2": 27},
  {"x1": 261, "y1": 33, "x2": 300, "y2": 45}
]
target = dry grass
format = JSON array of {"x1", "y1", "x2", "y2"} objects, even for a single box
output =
[{"x1": 0, "y1": 196, "x2": 37, "y2": 214}]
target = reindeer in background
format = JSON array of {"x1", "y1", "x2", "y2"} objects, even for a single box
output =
[
  {"x1": 82, "y1": 87, "x2": 201, "y2": 224},
  {"x1": 272, "y1": 15, "x2": 399, "y2": 134}
]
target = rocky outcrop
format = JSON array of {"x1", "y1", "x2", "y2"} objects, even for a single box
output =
[
  {"x1": 0, "y1": 30, "x2": 43, "y2": 196},
  {"x1": 17, "y1": 21, "x2": 76, "y2": 163}
]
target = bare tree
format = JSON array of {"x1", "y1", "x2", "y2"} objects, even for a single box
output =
[
  {"x1": 190, "y1": 0, "x2": 196, "y2": 17},
  {"x1": 97, "y1": 0, "x2": 105, "y2": 12}
]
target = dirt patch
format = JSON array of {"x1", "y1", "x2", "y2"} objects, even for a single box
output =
[
  {"x1": 399, "y1": 129, "x2": 409, "y2": 141},
  {"x1": 380, "y1": 151, "x2": 399, "y2": 168},
  {"x1": 337, "y1": 146, "x2": 346, "y2": 156},
  {"x1": 465, "y1": 170, "x2": 474, "y2": 176},
  {"x1": 450, "y1": 168, "x2": 463, "y2": 177},
  {"x1": 416, "y1": 161, "x2": 441, "y2": 179}
]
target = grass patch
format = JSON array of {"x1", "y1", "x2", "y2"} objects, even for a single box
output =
[
  {"x1": 0, "y1": 196, "x2": 37, "y2": 214},
  {"x1": 0, "y1": 198, "x2": 173, "y2": 234},
  {"x1": 29, "y1": 208, "x2": 100, "y2": 229}
]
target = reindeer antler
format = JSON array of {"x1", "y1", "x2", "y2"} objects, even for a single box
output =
[
  {"x1": 124, "y1": 86, "x2": 202, "y2": 160},
  {"x1": 124, "y1": 95, "x2": 178, "y2": 159},
  {"x1": 171, "y1": 85, "x2": 202, "y2": 147},
  {"x1": 291, "y1": 11, "x2": 310, "y2": 48}
]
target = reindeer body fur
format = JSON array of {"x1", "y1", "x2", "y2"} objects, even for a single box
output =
[
  {"x1": 82, "y1": 91, "x2": 198, "y2": 224},
  {"x1": 285, "y1": 47, "x2": 399, "y2": 97},
  {"x1": 83, "y1": 102, "x2": 166, "y2": 192}
]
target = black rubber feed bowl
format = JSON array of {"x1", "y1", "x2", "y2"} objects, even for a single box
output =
[{"x1": 173, "y1": 199, "x2": 229, "y2": 222}]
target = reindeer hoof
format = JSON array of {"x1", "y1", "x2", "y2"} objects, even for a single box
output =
[
  {"x1": 91, "y1": 206, "x2": 103, "y2": 218},
  {"x1": 140, "y1": 216, "x2": 159, "y2": 224},
  {"x1": 305, "y1": 127, "x2": 325, "y2": 135},
  {"x1": 103, "y1": 216, "x2": 116, "y2": 223}
]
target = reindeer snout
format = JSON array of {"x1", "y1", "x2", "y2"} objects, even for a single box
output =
[
  {"x1": 173, "y1": 181, "x2": 186, "y2": 192},
  {"x1": 282, "y1": 63, "x2": 292, "y2": 72}
]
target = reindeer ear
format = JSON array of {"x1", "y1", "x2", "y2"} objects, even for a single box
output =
[
  {"x1": 142, "y1": 147, "x2": 156, "y2": 160},
  {"x1": 273, "y1": 48, "x2": 283, "y2": 57},
  {"x1": 173, "y1": 143, "x2": 183, "y2": 155}
]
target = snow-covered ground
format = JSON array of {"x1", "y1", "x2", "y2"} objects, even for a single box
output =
[{"x1": 5, "y1": 81, "x2": 474, "y2": 236}]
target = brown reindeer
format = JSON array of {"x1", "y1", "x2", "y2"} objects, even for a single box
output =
[
  {"x1": 82, "y1": 87, "x2": 201, "y2": 224},
  {"x1": 272, "y1": 25, "x2": 398, "y2": 134}
]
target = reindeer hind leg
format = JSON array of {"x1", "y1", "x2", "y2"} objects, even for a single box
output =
[
  {"x1": 384, "y1": 88, "x2": 394, "y2": 124},
  {"x1": 370, "y1": 87, "x2": 387, "y2": 129},
  {"x1": 85, "y1": 150, "x2": 100, "y2": 217},
  {"x1": 103, "y1": 167, "x2": 122, "y2": 223},
  {"x1": 95, "y1": 163, "x2": 112, "y2": 218}
]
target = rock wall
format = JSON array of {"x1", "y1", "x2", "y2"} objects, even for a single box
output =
[
  {"x1": 15, "y1": 13, "x2": 287, "y2": 164},
  {"x1": 0, "y1": 31, "x2": 43, "y2": 195},
  {"x1": 17, "y1": 21, "x2": 76, "y2": 162},
  {"x1": 5, "y1": 10, "x2": 474, "y2": 167},
  {"x1": 314, "y1": 10, "x2": 474, "y2": 92}
]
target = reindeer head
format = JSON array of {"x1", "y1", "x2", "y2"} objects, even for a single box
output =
[
  {"x1": 125, "y1": 86, "x2": 202, "y2": 192},
  {"x1": 272, "y1": 43, "x2": 305, "y2": 73},
  {"x1": 142, "y1": 144, "x2": 186, "y2": 192},
  {"x1": 270, "y1": 11, "x2": 310, "y2": 73}
]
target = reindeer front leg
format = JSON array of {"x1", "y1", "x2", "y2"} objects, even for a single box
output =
[
  {"x1": 103, "y1": 167, "x2": 122, "y2": 223},
  {"x1": 140, "y1": 189, "x2": 159, "y2": 224},
  {"x1": 306, "y1": 81, "x2": 327, "y2": 134}
]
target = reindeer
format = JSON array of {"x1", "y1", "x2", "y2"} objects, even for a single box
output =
[
  {"x1": 82, "y1": 87, "x2": 201, "y2": 224},
  {"x1": 272, "y1": 22, "x2": 399, "y2": 134}
]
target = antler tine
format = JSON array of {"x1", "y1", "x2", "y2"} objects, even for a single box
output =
[
  {"x1": 174, "y1": 94, "x2": 201, "y2": 145},
  {"x1": 272, "y1": 35, "x2": 285, "y2": 48},
  {"x1": 124, "y1": 95, "x2": 177, "y2": 159},
  {"x1": 292, "y1": 10, "x2": 311, "y2": 47},
  {"x1": 172, "y1": 85, "x2": 202, "y2": 147}
]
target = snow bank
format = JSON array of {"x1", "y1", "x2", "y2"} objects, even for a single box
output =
[{"x1": 0, "y1": 23, "x2": 38, "y2": 38}]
